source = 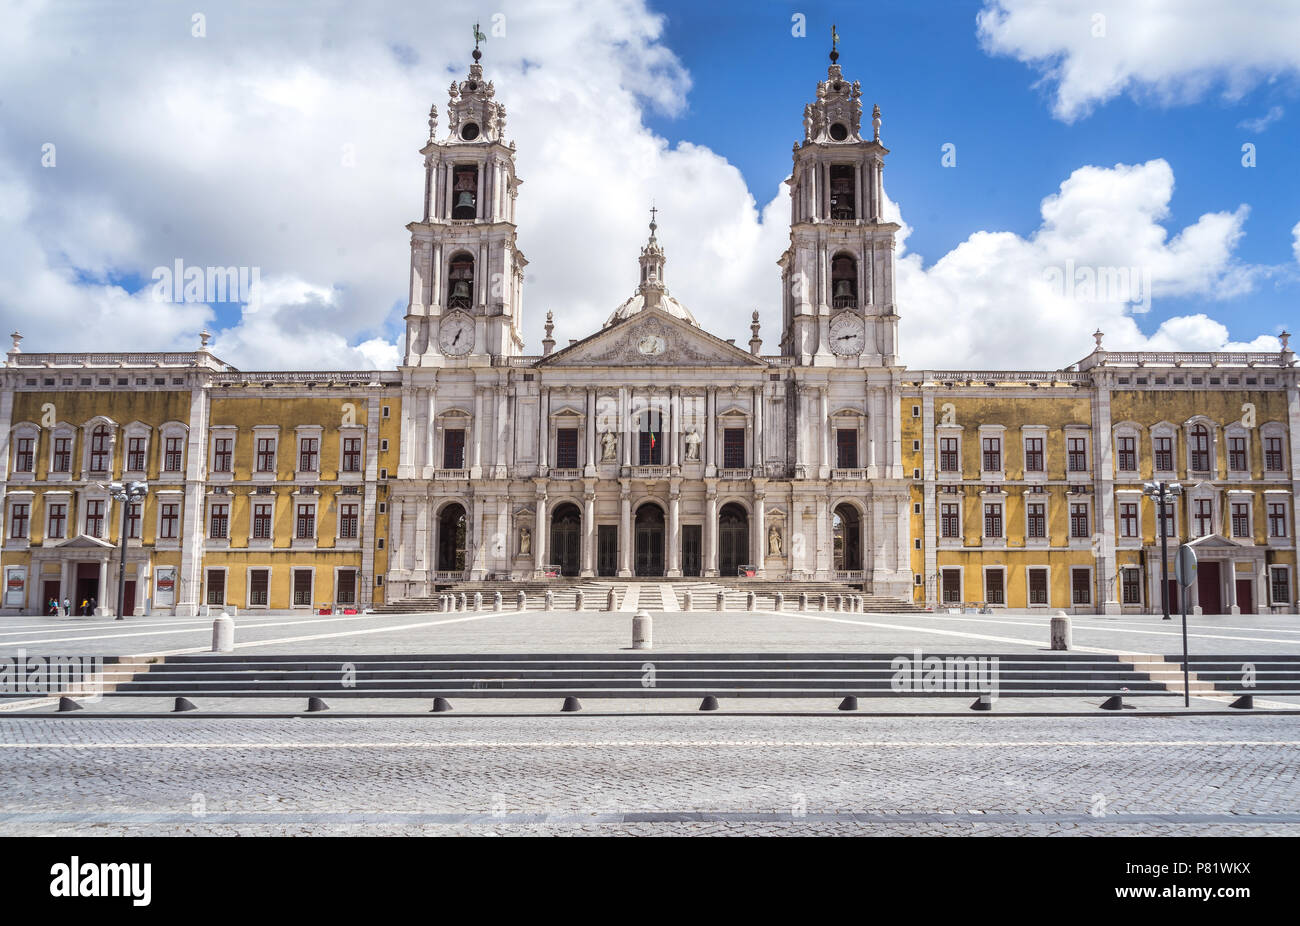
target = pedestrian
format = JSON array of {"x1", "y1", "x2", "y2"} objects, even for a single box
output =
[
  {"x1": 62, "y1": 597, "x2": 70, "y2": 617},
  {"x1": 47, "y1": 598, "x2": 55, "y2": 615},
  {"x1": 89, "y1": 598, "x2": 96, "y2": 615},
  {"x1": 80, "y1": 598, "x2": 88, "y2": 616}
]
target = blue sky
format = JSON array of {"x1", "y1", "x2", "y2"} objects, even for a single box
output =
[
  {"x1": 642, "y1": 0, "x2": 1298, "y2": 344},
  {"x1": 1, "y1": 0, "x2": 1297, "y2": 369}
]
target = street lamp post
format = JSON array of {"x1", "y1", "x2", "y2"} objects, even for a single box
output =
[
  {"x1": 108, "y1": 481, "x2": 148, "y2": 621},
  {"x1": 1143, "y1": 480, "x2": 1182, "y2": 621}
]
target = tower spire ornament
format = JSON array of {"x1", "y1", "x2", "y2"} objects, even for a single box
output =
[{"x1": 830, "y1": 24, "x2": 839, "y2": 63}]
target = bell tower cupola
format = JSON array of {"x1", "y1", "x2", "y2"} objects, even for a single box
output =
[
  {"x1": 403, "y1": 27, "x2": 527, "y2": 366},
  {"x1": 778, "y1": 27, "x2": 900, "y2": 367}
]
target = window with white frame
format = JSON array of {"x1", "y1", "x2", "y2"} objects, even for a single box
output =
[
  {"x1": 1026, "y1": 500, "x2": 1047, "y2": 539},
  {"x1": 1066, "y1": 435, "x2": 1088, "y2": 472},
  {"x1": 1263, "y1": 432, "x2": 1286, "y2": 473},
  {"x1": 1158, "y1": 497, "x2": 1178, "y2": 540},
  {"x1": 296, "y1": 502, "x2": 316, "y2": 539},
  {"x1": 205, "y1": 569, "x2": 226, "y2": 606},
  {"x1": 46, "y1": 500, "x2": 68, "y2": 539},
  {"x1": 252, "y1": 501, "x2": 274, "y2": 540},
  {"x1": 1269, "y1": 565, "x2": 1291, "y2": 605},
  {"x1": 1226, "y1": 432, "x2": 1249, "y2": 474},
  {"x1": 983, "y1": 499, "x2": 1003, "y2": 539},
  {"x1": 1071, "y1": 567, "x2": 1092, "y2": 605},
  {"x1": 126, "y1": 435, "x2": 148, "y2": 473},
  {"x1": 1229, "y1": 499, "x2": 1252, "y2": 539},
  {"x1": 84, "y1": 498, "x2": 106, "y2": 538},
  {"x1": 940, "y1": 501, "x2": 960, "y2": 538},
  {"x1": 256, "y1": 435, "x2": 277, "y2": 473},
  {"x1": 1027, "y1": 567, "x2": 1049, "y2": 605},
  {"x1": 1187, "y1": 423, "x2": 1213, "y2": 474},
  {"x1": 1115, "y1": 434, "x2": 1137, "y2": 473},
  {"x1": 1152, "y1": 430, "x2": 1175, "y2": 473},
  {"x1": 210, "y1": 432, "x2": 234, "y2": 473},
  {"x1": 1023, "y1": 435, "x2": 1044, "y2": 474},
  {"x1": 87, "y1": 425, "x2": 113, "y2": 473},
  {"x1": 126, "y1": 502, "x2": 141, "y2": 540},
  {"x1": 984, "y1": 568, "x2": 1005, "y2": 605},
  {"x1": 50, "y1": 431, "x2": 73, "y2": 474},
  {"x1": 8, "y1": 500, "x2": 29, "y2": 539},
  {"x1": 158, "y1": 501, "x2": 179, "y2": 540},
  {"x1": 1069, "y1": 501, "x2": 1090, "y2": 539},
  {"x1": 298, "y1": 435, "x2": 319, "y2": 472},
  {"x1": 12, "y1": 435, "x2": 35, "y2": 473},
  {"x1": 981, "y1": 435, "x2": 1002, "y2": 473},
  {"x1": 341, "y1": 434, "x2": 363, "y2": 473},
  {"x1": 339, "y1": 502, "x2": 359, "y2": 539},
  {"x1": 163, "y1": 435, "x2": 184, "y2": 472},
  {"x1": 1121, "y1": 567, "x2": 1142, "y2": 605},
  {"x1": 1118, "y1": 501, "x2": 1139, "y2": 538},
  {"x1": 1267, "y1": 500, "x2": 1289, "y2": 538},
  {"x1": 938, "y1": 434, "x2": 960, "y2": 473},
  {"x1": 1192, "y1": 497, "x2": 1214, "y2": 538},
  {"x1": 209, "y1": 502, "x2": 229, "y2": 539}
]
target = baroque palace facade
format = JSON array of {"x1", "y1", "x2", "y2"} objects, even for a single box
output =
[{"x1": 2, "y1": 43, "x2": 1298, "y2": 617}]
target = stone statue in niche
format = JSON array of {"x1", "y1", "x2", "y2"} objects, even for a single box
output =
[
  {"x1": 768, "y1": 525, "x2": 783, "y2": 557},
  {"x1": 600, "y1": 431, "x2": 618, "y2": 462},
  {"x1": 519, "y1": 526, "x2": 531, "y2": 556},
  {"x1": 684, "y1": 428, "x2": 702, "y2": 462}
]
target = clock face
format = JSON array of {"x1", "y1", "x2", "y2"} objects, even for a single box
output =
[
  {"x1": 637, "y1": 333, "x2": 667, "y2": 357},
  {"x1": 830, "y1": 313, "x2": 866, "y2": 356},
  {"x1": 438, "y1": 313, "x2": 474, "y2": 356}
]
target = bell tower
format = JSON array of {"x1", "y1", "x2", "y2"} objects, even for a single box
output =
[
  {"x1": 779, "y1": 29, "x2": 899, "y2": 366},
  {"x1": 404, "y1": 31, "x2": 527, "y2": 365}
]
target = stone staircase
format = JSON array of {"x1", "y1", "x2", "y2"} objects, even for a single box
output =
[
  {"x1": 374, "y1": 578, "x2": 922, "y2": 614},
  {"x1": 91, "y1": 651, "x2": 1300, "y2": 702}
]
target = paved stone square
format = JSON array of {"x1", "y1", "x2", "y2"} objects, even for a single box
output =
[{"x1": 0, "y1": 714, "x2": 1296, "y2": 836}]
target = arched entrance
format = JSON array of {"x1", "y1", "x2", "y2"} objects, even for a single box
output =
[
  {"x1": 634, "y1": 503, "x2": 665, "y2": 577},
  {"x1": 437, "y1": 504, "x2": 467, "y2": 573},
  {"x1": 718, "y1": 503, "x2": 749, "y2": 577},
  {"x1": 833, "y1": 503, "x2": 862, "y2": 572},
  {"x1": 550, "y1": 503, "x2": 581, "y2": 577}
]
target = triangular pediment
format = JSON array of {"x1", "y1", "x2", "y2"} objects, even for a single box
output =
[
  {"x1": 1186, "y1": 533, "x2": 1243, "y2": 550},
  {"x1": 56, "y1": 534, "x2": 116, "y2": 550},
  {"x1": 538, "y1": 308, "x2": 767, "y2": 368}
]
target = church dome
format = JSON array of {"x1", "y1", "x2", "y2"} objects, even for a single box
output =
[{"x1": 602, "y1": 209, "x2": 698, "y2": 328}]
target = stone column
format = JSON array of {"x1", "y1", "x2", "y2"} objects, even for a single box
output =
[
  {"x1": 96, "y1": 559, "x2": 108, "y2": 616},
  {"x1": 425, "y1": 383, "x2": 437, "y2": 476},
  {"x1": 471, "y1": 389, "x2": 483, "y2": 477},
  {"x1": 705, "y1": 387, "x2": 717, "y2": 474},
  {"x1": 537, "y1": 386, "x2": 549, "y2": 471},
  {"x1": 752, "y1": 491, "x2": 767, "y2": 576},
  {"x1": 495, "y1": 383, "x2": 508, "y2": 476},
  {"x1": 585, "y1": 388, "x2": 596, "y2": 474},
  {"x1": 1228, "y1": 560, "x2": 1240, "y2": 614},
  {"x1": 618, "y1": 485, "x2": 632, "y2": 577},
  {"x1": 670, "y1": 386, "x2": 680, "y2": 467},
  {"x1": 704, "y1": 483, "x2": 719, "y2": 577},
  {"x1": 820, "y1": 387, "x2": 831, "y2": 478},
  {"x1": 623, "y1": 387, "x2": 635, "y2": 467},
  {"x1": 752, "y1": 384, "x2": 764, "y2": 474},
  {"x1": 667, "y1": 484, "x2": 682, "y2": 577},
  {"x1": 581, "y1": 488, "x2": 596, "y2": 577},
  {"x1": 534, "y1": 490, "x2": 548, "y2": 575}
]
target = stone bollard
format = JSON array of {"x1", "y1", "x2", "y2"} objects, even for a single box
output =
[
  {"x1": 211, "y1": 612, "x2": 234, "y2": 653},
  {"x1": 459, "y1": 593, "x2": 469, "y2": 612},
  {"x1": 717, "y1": 590, "x2": 727, "y2": 612},
  {"x1": 607, "y1": 588, "x2": 618, "y2": 612},
  {"x1": 544, "y1": 589, "x2": 555, "y2": 611},
  {"x1": 632, "y1": 608, "x2": 652, "y2": 650},
  {"x1": 819, "y1": 593, "x2": 829, "y2": 612},
  {"x1": 517, "y1": 589, "x2": 527, "y2": 611},
  {"x1": 747, "y1": 591, "x2": 756, "y2": 612},
  {"x1": 1050, "y1": 611, "x2": 1072, "y2": 651},
  {"x1": 855, "y1": 596, "x2": 863, "y2": 612},
  {"x1": 683, "y1": 590, "x2": 693, "y2": 611},
  {"x1": 799, "y1": 592, "x2": 808, "y2": 611},
  {"x1": 774, "y1": 592, "x2": 784, "y2": 611},
  {"x1": 473, "y1": 591, "x2": 483, "y2": 612},
  {"x1": 836, "y1": 595, "x2": 845, "y2": 612},
  {"x1": 575, "y1": 589, "x2": 585, "y2": 611},
  {"x1": 493, "y1": 590, "x2": 503, "y2": 611}
]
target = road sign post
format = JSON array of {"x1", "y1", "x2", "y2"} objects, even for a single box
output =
[{"x1": 1174, "y1": 544, "x2": 1197, "y2": 707}]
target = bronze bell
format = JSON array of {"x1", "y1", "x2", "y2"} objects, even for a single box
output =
[
  {"x1": 455, "y1": 191, "x2": 476, "y2": 209},
  {"x1": 450, "y1": 280, "x2": 471, "y2": 301},
  {"x1": 833, "y1": 279, "x2": 854, "y2": 298}
]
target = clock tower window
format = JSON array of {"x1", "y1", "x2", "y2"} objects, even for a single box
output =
[
  {"x1": 831, "y1": 253, "x2": 858, "y2": 309},
  {"x1": 447, "y1": 252, "x2": 475, "y2": 309}
]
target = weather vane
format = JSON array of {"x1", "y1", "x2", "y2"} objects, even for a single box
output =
[
  {"x1": 830, "y1": 24, "x2": 840, "y2": 63},
  {"x1": 473, "y1": 22, "x2": 486, "y2": 50}
]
